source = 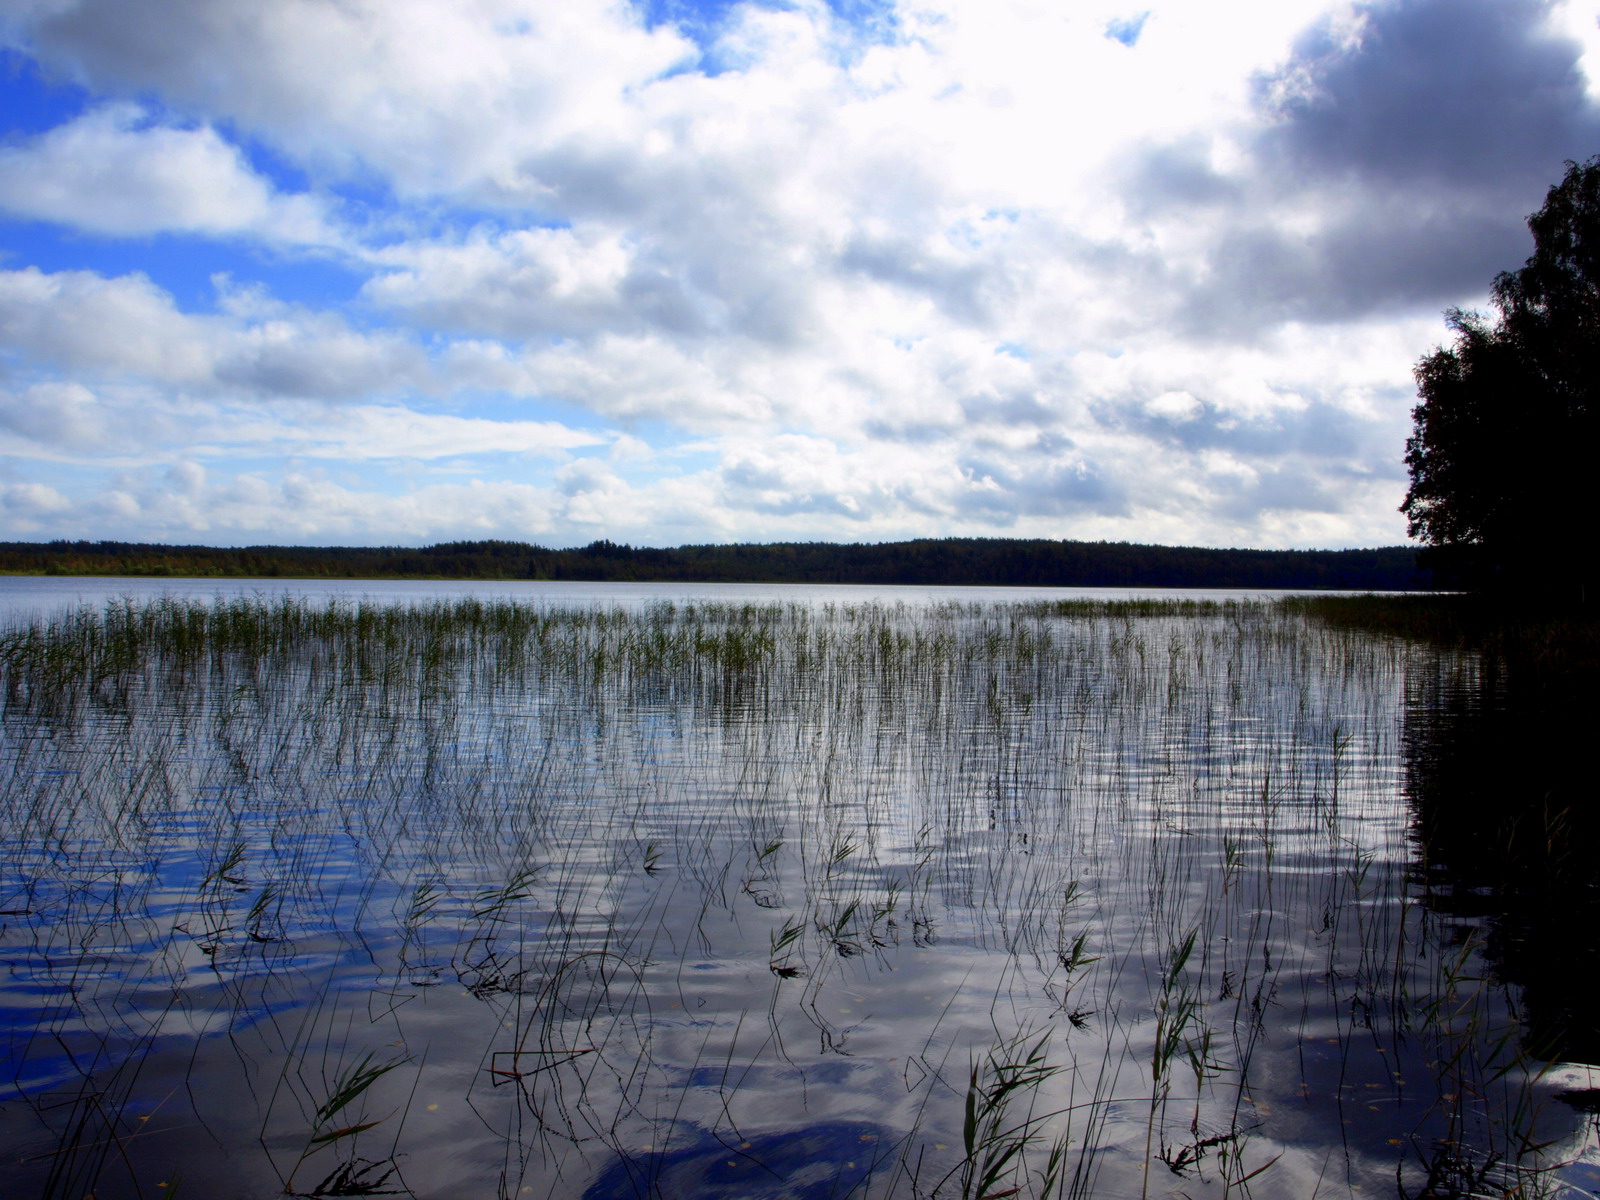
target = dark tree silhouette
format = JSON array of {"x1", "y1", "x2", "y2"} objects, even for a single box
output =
[
  {"x1": 0, "y1": 537, "x2": 1425, "y2": 589},
  {"x1": 1402, "y1": 158, "x2": 1600, "y2": 597}
]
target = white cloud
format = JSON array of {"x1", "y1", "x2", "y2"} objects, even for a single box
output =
[
  {"x1": 0, "y1": 267, "x2": 219, "y2": 382},
  {"x1": 0, "y1": 481, "x2": 71, "y2": 515},
  {"x1": 224, "y1": 405, "x2": 606, "y2": 461},
  {"x1": 0, "y1": 380, "x2": 601, "y2": 470},
  {"x1": 2, "y1": 0, "x2": 1584, "y2": 550},
  {"x1": 364, "y1": 225, "x2": 639, "y2": 338},
  {"x1": 516, "y1": 334, "x2": 777, "y2": 426},
  {"x1": 1144, "y1": 391, "x2": 1204, "y2": 423},
  {"x1": 5, "y1": 0, "x2": 694, "y2": 202},
  {"x1": 0, "y1": 381, "x2": 108, "y2": 450},
  {"x1": 0, "y1": 267, "x2": 429, "y2": 400},
  {"x1": 58, "y1": 470, "x2": 570, "y2": 544},
  {"x1": 1551, "y1": 0, "x2": 1600, "y2": 101},
  {"x1": 0, "y1": 104, "x2": 332, "y2": 241}
]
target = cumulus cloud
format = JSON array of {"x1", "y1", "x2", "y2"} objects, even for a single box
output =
[
  {"x1": 234, "y1": 405, "x2": 605, "y2": 462},
  {"x1": 1, "y1": 481, "x2": 72, "y2": 517},
  {"x1": 1137, "y1": 0, "x2": 1600, "y2": 330},
  {"x1": 61, "y1": 470, "x2": 570, "y2": 543},
  {"x1": 363, "y1": 226, "x2": 639, "y2": 339},
  {"x1": 715, "y1": 433, "x2": 959, "y2": 521},
  {"x1": 0, "y1": 104, "x2": 332, "y2": 241},
  {"x1": 2, "y1": 0, "x2": 694, "y2": 202},
  {"x1": 516, "y1": 334, "x2": 780, "y2": 426},
  {"x1": 0, "y1": 267, "x2": 430, "y2": 399},
  {"x1": 1257, "y1": 0, "x2": 1600, "y2": 192},
  {"x1": 1, "y1": 0, "x2": 1591, "y2": 549},
  {"x1": 0, "y1": 378, "x2": 602, "y2": 470},
  {"x1": 0, "y1": 381, "x2": 110, "y2": 451}
]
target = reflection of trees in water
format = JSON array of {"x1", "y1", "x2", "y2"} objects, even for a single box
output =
[{"x1": 1403, "y1": 648, "x2": 1600, "y2": 1065}]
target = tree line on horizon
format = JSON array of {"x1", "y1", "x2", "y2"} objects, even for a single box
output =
[{"x1": 0, "y1": 537, "x2": 1426, "y2": 591}]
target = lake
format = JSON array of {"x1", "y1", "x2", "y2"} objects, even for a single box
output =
[
  {"x1": 0, "y1": 575, "x2": 1388, "y2": 620},
  {"x1": 0, "y1": 589, "x2": 1592, "y2": 1199}
]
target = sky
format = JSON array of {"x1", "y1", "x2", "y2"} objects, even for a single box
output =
[{"x1": 0, "y1": 0, "x2": 1597, "y2": 551}]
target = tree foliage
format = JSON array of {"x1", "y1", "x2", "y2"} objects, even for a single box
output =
[{"x1": 1402, "y1": 158, "x2": 1600, "y2": 594}]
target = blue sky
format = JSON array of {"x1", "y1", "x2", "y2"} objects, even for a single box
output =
[{"x1": 1, "y1": 0, "x2": 1597, "y2": 549}]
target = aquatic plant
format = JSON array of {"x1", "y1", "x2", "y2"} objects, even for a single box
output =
[{"x1": 0, "y1": 594, "x2": 1582, "y2": 1198}]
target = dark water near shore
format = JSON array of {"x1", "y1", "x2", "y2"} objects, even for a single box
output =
[
  {"x1": 0, "y1": 594, "x2": 1593, "y2": 1199},
  {"x1": 1403, "y1": 645, "x2": 1600, "y2": 1071}
]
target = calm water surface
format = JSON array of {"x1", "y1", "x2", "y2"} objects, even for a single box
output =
[
  {"x1": 0, "y1": 594, "x2": 1590, "y2": 1199},
  {"x1": 0, "y1": 575, "x2": 1385, "y2": 619}
]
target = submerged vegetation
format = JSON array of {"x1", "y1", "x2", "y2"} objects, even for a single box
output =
[{"x1": 0, "y1": 594, "x2": 1590, "y2": 1198}]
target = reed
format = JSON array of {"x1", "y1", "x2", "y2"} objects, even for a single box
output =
[{"x1": 0, "y1": 593, "x2": 1581, "y2": 1199}]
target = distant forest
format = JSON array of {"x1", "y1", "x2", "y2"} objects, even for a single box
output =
[{"x1": 0, "y1": 538, "x2": 1428, "y2": 590}]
